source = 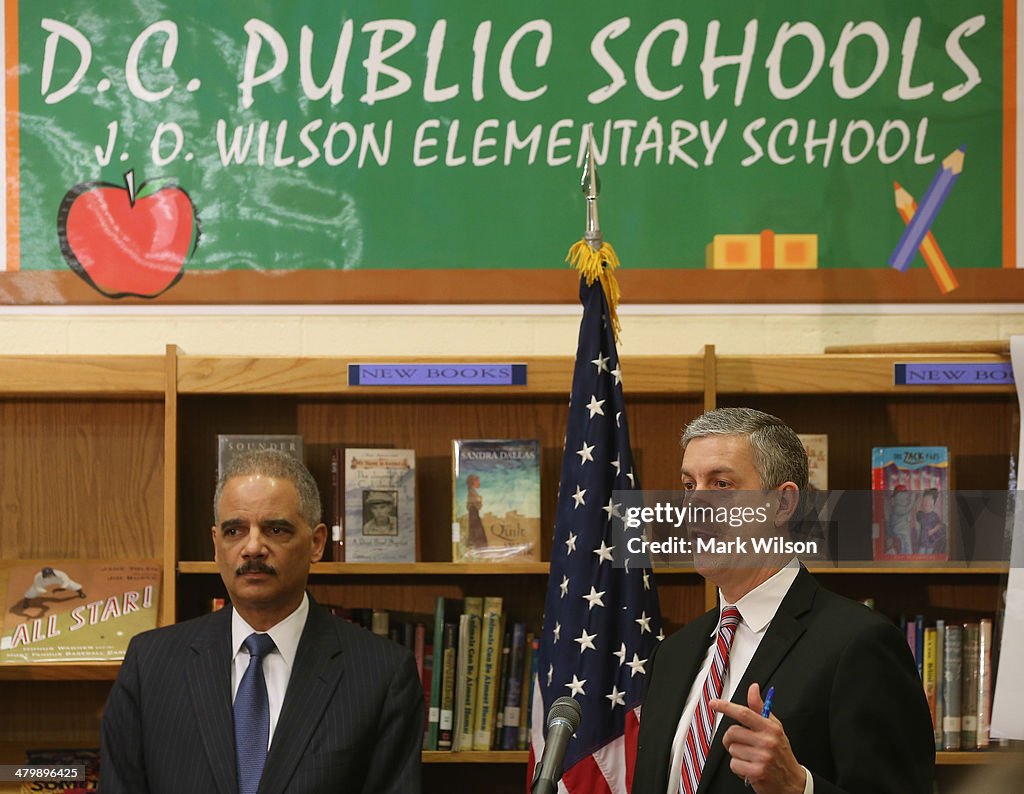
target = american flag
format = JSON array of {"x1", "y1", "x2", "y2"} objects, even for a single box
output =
[{"x1": 528, "y1": 276, "x2": 663, "y2": 793}]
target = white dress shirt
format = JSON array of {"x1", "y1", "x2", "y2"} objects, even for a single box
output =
[
  {"x1": 666, "y1": 561, "x2": 812, "y2": 794},
  {"x1": 231, "y1": 593, "x2": 309, "y2": 750}
]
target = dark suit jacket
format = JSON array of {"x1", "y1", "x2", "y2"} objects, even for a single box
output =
[
  {"x1": 632, "y1": 569, "x2": 934, "y2": 794},
  {"x1": 100, "y1": 598, "x2": 423, "y2": 793}
]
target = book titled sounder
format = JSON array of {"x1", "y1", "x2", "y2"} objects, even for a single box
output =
[
  {"x1": 217, "y1": 434, "x2": 304, "y2": 478},
  {"x1": 344, "y1": 448, "x2": 416, "y2": 562},
  {"x1": 0, "y1": 560, "x2": 161, "y2": 663},
  {"x1": 452, "y1": 439, "x2": 541, "y2": 562}
]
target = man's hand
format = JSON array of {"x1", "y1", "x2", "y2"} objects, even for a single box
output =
[{"x1": 709, "y1": 683, "x2": 806, "y2": 794}]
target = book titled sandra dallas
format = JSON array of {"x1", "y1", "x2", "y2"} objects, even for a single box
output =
[{"x1": 452, "y1": 439, "x2": 541, "y2": 562}]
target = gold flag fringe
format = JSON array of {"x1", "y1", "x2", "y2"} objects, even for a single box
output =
[{"x1": 566, "y1": 240, "x2": 622, "y2": 342}]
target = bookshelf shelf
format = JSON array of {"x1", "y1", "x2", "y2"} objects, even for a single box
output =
[
  {"x1": 422, "y1": 751, "x2": 529, "y2": 764},
  {"x1": 177, "y1": 561, "x2": 707, "y2": 577},
  {"x1": 179, "y1": 561, "x2": 553, "y2": 575},
  {"x1": 0, "y1": 662, "x2": 120, "y2": 681},
  {"x1": 937, "y1": 750, "x2": 1022, "y2": 765},
  {"x1": 806, "y1": 564, "x2": 1010, "y2": 575}
]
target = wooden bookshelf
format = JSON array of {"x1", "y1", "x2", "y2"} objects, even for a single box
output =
[{"x1": 0, "y1": 346, "x2": 1016, "y2": 790}]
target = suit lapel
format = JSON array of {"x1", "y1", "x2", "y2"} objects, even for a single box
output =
[
  {"x1": 697, "y1": 569, "x2": 816, "y2": 793},
  {"x1": 186, "y1": 606, "x2": 237, "y2": 794},
  {"x1": 258, "y1": 600, "x2": 346, "y2": 794}
]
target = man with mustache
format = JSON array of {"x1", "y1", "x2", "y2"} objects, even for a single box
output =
[
  {"x1": 632, "y1": 408, "x2": 934, "y2": 794},
  {"x1": 101, "y1": 449, "x2": 423, "y2": 793}
]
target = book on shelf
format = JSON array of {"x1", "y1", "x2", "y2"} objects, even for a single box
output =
[
  {"x1": 942, "y1": 623, "x2": 963, "y2": 750},
  {"x1": 517, "y1": 631, "x2": 535, "y2": 750},
  {"x1": 438, "y1": 622, "x2": 458, "y2": 750},
  {"x1": 493, "y1": 627, "x2": 511, "y2": 746},
  {"x1": 0, "y1": 561, "x2": 160, "y2": 663},
  {"x1": 977, "y1": 618, "x2": 992, "y2": 748},
  {"x1": 21, "y1": 747, "x2": 99, "y2": 793},
  {"x1": 871, "y1": 446, "x2": 949, "y2": 561},
  {"x1": 427, "y1": 596, "x2": 464, "y2": 750},
  {"x1": 923, "y1": 627, "x2": 937, "y2": 730},
  {"x1": 217, "y1": 433, "x2": 303, "y2": 478},
  {"x1": 500, "y1": 622, "x2": 527, "y2": 750},
  {"x1": 961, "y1": 623, "x2": 980, "y2": 747},
  {"x1": 328, "y1": 447, "x2": 345, "y2": 562},
  {"x1": 343, "y1": 448, "x2": 416, "y2": 563},
  {"x1": 472, "y1": 597, "x2": 505, "y2": 750},
  {"x1": 934, "y1": 618, "x2": 945, "y2": 751},
  {"x1": 453, "y1": 598, "x2": 483, "y2": 752},
  {"x1": 452, "y1": 439, "x2": 541, "y2": 562},
  {"x1": 797, "y1": 434, "x2": 828, "y2": 491}
]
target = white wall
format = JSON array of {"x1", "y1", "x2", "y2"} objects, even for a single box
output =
[{"x1": 0, "y1": 305, "x2": 1020, "y2": 356}]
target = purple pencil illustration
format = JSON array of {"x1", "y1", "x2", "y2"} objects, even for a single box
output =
[{"x1": 889, "y1": 146, "x2": 966, "y2": 272}]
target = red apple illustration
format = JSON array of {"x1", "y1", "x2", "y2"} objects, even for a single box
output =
[{"x1": 57, "y1": 170, "x2": 200, "y2": 298}]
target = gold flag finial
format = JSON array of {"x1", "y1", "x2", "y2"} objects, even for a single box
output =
[{"x1": 567, "y1": 125, "x2": 622, "y2": 340}]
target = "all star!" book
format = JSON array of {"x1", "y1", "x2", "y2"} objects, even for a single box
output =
[{"x1": 1, "y1": 560, "x2": 161, "y2": 663}]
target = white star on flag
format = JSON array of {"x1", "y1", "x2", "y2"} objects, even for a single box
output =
[
  {"x1": 603, "y1": 497, "x2": 622, "y2": 521},
  {"x1": 591, "y1": 354, "x2": 609, "y2": 373},
  {"x1": 635, "y1": 611, "x2": 652, "y2": 634},
  {"x1": 577, "y1": 441, "x2": 595, "y2": 464},
  {"x1": 593, "y1": 540, "x2": 614, "y2": 563},
  {"x1": 582, "y1": 587, "x2": 606, "y2": 610},
  {"x1": 610, "y1": 366, "x2": 622, "y2": 386},
  {"x1": 627, "y1": 653, "x2": 648, "y2": 677},
  {"x1": 587, "y1": 395, "x2": 606, "y2": 418},
  {"x1": 566, "y1": 532, "x2": 577, "y2": 554},
  {"x1": 572, "y1": 485, "x2": 586, "y2": 508},
  {"x1": 554, "y1": 622, "x2": 561, "y2": 643},
  {"x1": 565, "y1": 675, "x2": 587, "y2": 697},
  {"x1": 606, "y1": 685, "x2": 626, "y2": 709},
  {"x1": 560, "y1": 575, "x2": 570, "y2": 598},
  {"x1": 613, "y1": 642, "x2": 627, "y2": 666},
  {"x1": 575, "y1": 628, "x2": 598, "y2": 653}
]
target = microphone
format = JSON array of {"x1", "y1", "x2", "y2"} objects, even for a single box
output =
[{"x1": 531, "y1": 696, "x2": 582, "y2": 794}]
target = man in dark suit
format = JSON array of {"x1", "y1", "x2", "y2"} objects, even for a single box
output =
[
  {"x1": 101, "y1": 449, "x2": 423, "y2": 793},
  {"x1": 632, "y1": 408, "x2": 934, "y2": 794}
]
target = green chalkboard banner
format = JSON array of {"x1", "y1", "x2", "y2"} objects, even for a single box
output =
[{"x1": 1, "y1": 0, "x2": 1020, "y2": 304}]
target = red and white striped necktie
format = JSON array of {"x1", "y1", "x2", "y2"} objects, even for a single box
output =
[{"x1": 679, "y1": 606, "x2": 742, "y2": 794}]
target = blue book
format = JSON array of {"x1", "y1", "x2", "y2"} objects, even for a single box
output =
[{"x1": 500, "y1": 622, "x2": 527, "y2": 750}]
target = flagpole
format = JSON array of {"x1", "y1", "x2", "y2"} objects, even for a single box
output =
[{"x1": 528, "y1": 124, "x2": 662, "y2": 794}]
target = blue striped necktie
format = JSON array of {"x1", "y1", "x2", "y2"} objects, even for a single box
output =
[{"x1": 235, "y1": 632, "x2": 276, "y2": 794}]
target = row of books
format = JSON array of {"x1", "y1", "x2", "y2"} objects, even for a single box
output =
[
  {"x1": 903, "y1": 616, "x2": 995, "y2": 751},
  {"x1": 335, "y1": 597, "x2": 538, "y2": 752},
  {"x1": 218, "y1": 434, "x2": 542, "y2": 564},
  {"x1": 223, "y1": 434, "x2": 1019, "y2": 566}
]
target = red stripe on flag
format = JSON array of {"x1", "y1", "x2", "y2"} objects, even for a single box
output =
[
  {"x1": 624, "y1": 708, "x2": 640, "y2": 792},
  {"x1": 563, "y1": 753, "x2": 614, "y2": 794},
  {"x1": 527, "y1": 745, "x2": 536, "y2": 792}
]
